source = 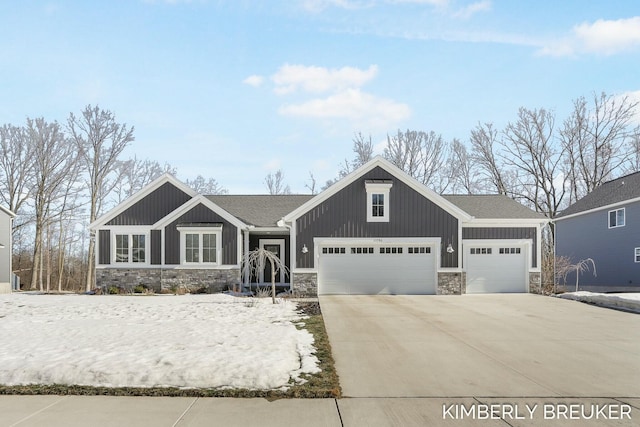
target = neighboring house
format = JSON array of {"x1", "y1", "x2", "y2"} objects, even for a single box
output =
[
  {"x1": 555, "y1": 171, "x2": 640, "y2": 291},
  {"x1": 0, "y1": 206, "x2": 16, "y2": 294},
  {"x1": 90, "y1": 156, "x2": 546, "y2": 295}
]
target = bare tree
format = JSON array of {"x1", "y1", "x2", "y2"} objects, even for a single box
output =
[
  {"x1": 185, "y1": 175, "x2": 228, "y2": 195},
  {"x1": 305, "y1": 171, "x2": 318, "y2": 195},
  {"x1": 243, "y1": 247, "x2": 289, "y2": 304},
  {"x1": 449, "y1": 138, "x2": 479, "y2": 194},
  {"x1": 112, "y1": 158, "x2": 177, "y2": 203},
  {"x1": 0, "y1": 124, "x2": 34, "y2": 216},
  {"x1": 470, "y1": 122, "x2": 509, "y2": 195},
  {"x1": 383, "y1": 129, "x2": 450, "y2": 192},
  {"x1": 622, "y1": 125, "x2": 640, "y2": 175},
  {"x1": 28, "y1": 118, "x2": 79, "y2": 290},
  {"x1": 264, "y1": 169, "x2": 291, "y2": 195},
  {"x1": 501, "y1": 107, "x2": 567, "y2": 219},
  {"x1": 561, "y1": 92, "x2": 639, "y2": 200},
  {"x1": 68, "y1": 105, "x2": 134, "y2": 292}
]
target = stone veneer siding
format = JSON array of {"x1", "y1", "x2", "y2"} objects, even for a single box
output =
[
  {"x1": 291, "y1": 272, "x2": 318, "y2": 297},
  {"x1": 96, "y1": 268, "x2": 241, "y2": 294},
  {"x1": 528, "y1": 272, "x2": 542, "y2": 294},
  {"x1": 437, "y1": 272, "x2": 466, "y2": 295}
]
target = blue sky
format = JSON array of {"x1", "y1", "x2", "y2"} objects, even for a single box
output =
[{"x1": 1, "y1": 0, "x2": 639, "y2": 193}]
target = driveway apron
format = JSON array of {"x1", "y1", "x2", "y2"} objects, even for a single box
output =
[{"x1": 320, "y1": 294, "x2": 640, "y2": 398}]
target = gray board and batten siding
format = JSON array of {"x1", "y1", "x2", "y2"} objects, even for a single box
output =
[
  {"x1": 106, "y1": 182, "x2": 192, "y2": 226},
  {"x1": 462, "y1": 227, "x2": 538, "y2": 268},
  {"x1": 98, "y1": 182, "x2": 192, "y2": 265},
  {"x1": 164, "y1": 203, "x2": 238, "y2": 265},
  {"x1": 556, "y1": 200, "x2": 640, "y2": 289},
  {"x1": 295, "y1": 166, "x2": 460, "y2": 269}
]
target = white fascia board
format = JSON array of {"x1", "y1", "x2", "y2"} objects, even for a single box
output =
[
  {"x1": 283, "y1": 156, "x2": 472, "y2": 222},
  {"x1": 554, "y1": 196, "x2": 640, "y2": 222},
  {"x1": 463, "y1": 218, "x2": 548, "y2": 227},
  {"x1": 152, "y1": 195, "x2": 248, "y2": 231},
  {"x1": 0, "y1": 206, "x2": 16, "y2": 218},
  {"x1": 89, "y1": 173, "x2": 197, "y2": 230},
  {"x1": 314, "y1": 236, "x2": 442, "y2": 246}
]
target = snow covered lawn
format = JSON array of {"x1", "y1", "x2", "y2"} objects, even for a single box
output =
[
  {"x1": 0, "y1": 294, "x2": 320, "y2": 390},
  {"x1": 557, "y1": 291, "x2": 640, "y2": 313}
]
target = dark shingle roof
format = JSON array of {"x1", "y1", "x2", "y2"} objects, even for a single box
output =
[
  {"x1": 206, "y1": 193, "x2": 543, "y2": 226},
  {"x1": 206, "y1": 194, "x2": 314, "y2": 227},
  {"x1": 556, "y1": 171, "x2": 640, "y2": 218},
  {"x1": 443, "y1": 195, "x2": 545, "y2": 219}
]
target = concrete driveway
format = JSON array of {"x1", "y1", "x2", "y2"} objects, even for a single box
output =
[{"x1": 320, "y1": 294, "x2": 640, "y2": 398}]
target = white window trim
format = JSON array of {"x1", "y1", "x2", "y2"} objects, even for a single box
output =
[
  {"x1": 608, "y1": 207, "x2": 625, "y2": 229},
  {"x1": 111, "y1": 229, "x2": 150, "y2": 266},
  {"x1": 635, "y1": 247, "x2": 640, "y2": 263},
  {"x1": 178, "y1": 226, "x2": 222, "y2": 266},
  {"x1": 366, "y1": 182, "x2": 392, "y2": 223}
]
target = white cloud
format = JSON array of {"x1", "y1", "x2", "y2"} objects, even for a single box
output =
[
  {"x1": 618, "y1": 90, "x2": 640, "y2": 125},
  {"x1": 278, "y1": 88, "x2": 410, "y2": 129},
  {"x1": 263, "y1": 158, "x2": 281, "y2": 171},
  {"x1": 272, "y1": 64, "x2": 378, "y2": 95},
  {"x1": 539, "y1": 16, "x2": 640, "y2": 57},
  {"x1": 452, "y1": 0, "x2": 491, "y2": 20},
  {"x1": 243, "y1": 75, "x2": 264, "y2": 87}
]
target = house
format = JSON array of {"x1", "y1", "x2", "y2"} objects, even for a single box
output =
[
  {"x1": 90, "y1": 156, "x2": 546, "y2": 295},
  {"x1": 0, "y1": 206, "x2": 16, "y2": 294},
  {"x1": 555, "y1": 171, "x2": 640, "y2": 291}
]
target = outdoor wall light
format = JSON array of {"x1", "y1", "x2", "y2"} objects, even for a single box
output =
[
  {"x1": 0, "y1": 244, "x2": 5, "y2": 249},
  {"x1": 446, "y1": 244, "x2": 455, "y2": 253},
  {"x1": 302, "y1": 244, "x2": 309, "y2": 254}
]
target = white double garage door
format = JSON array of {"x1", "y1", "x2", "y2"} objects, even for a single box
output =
[{"x1": 317, "y1": 238, "x2": 528, "y2": 295}]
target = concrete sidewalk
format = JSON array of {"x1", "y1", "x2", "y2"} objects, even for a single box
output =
[{"x1": 1, "y1": 396, "x2": 639, "y2": 426}]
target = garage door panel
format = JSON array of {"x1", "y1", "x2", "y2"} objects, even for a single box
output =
[
  {"x1": 318, "y1": 243, "x2": 436, "y2": 295},
  {"x1": 465, "y1": 244, "x2": 527, "y2": 294}
]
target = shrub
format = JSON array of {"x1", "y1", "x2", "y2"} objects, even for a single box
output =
[
  {"x1": 107, "y1": 286, "x2": 120, "y2": 295},
  {"x1": 133, "y1": 284, "x2": 147, "y2": 294}
]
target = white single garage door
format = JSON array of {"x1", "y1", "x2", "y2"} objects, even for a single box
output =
[
  {"x1": 464, "y1": 242, "x2": 528, "y2": 293},
  {"x1": 317, "y1": 240, "x2": 437, "y2": 295}
]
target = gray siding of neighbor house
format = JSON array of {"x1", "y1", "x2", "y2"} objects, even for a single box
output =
[
  {"x1": 98, "y1": 229, "x2": 111, "y2": 265},
  {"x1": 151, "y1": 230, "x2": 162, "y2": 265},
  {"x1": 296, "y1": 166, "x2": 459, "y2": 269},
  {"x1": 106, "y1": 182, "x2": 192, "y2": 226},
  {"x1": 248, "y1": 234, "x2": 291, "y2": 283},
  {"x1": 164, "y1": 203, "x2": 238, "y2": 265},
  {"x1": 462, "y1": 227, "x2": 538, "y2": 268},
  {"x1": 556, "y1": 200, "x2": 640, "y2": 288},
  {"x1": 0, "y1": 210, "x2": 12, "y2": 285}
]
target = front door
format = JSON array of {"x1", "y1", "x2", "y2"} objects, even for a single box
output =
[{"x1": 259, "y1": 239, "x2": 286, "y2": 284}]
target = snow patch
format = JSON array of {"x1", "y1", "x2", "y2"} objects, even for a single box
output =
[
  {"x1": 557, "y1": 291, "x2": 640, "y2": 313},
  {"x1": 0, "y1": 294, "x2": 320, "y2": 389}
]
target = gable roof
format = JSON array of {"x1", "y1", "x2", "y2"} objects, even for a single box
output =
[
  {"x1": 283, "y1": 156, "x2": 473, "y2": 222},
  {"x1": 153, "y1": 195, "x2": 248, "y2": 230},
  {"x1": 556, "y1": 171, "x2": 640, "y2": 219},
  {"x1": 206, "y1": 195, "x2": 314, "y2": 227},
  {"x1": 443, "y1": 195, "x2": 546, "y2": 220},
  {"x1": 89, "y1": 173, "x2": 197, "y2": 230}
]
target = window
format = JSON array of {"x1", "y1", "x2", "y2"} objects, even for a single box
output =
[
  {"x1": 372, "y1": 194, "x2": 384, "y2": 218},
  {"x1": 114, "y1": 233, "x2": 147, "y2": 264},
  {"x1": 609, "y1": 208, "x2": 625, "y2": 228},
  {"x1": 635, "y1": 248, "x2": 640, "y2": 263},
  {"x1": 470, "y1": 248, "x2": 492, "y2": 255},
  {"x1": 408, "y1": 247, "x2": 431, "y2": 254},
  {"x1": 499, "y1": 247, "x2": 521, "y2": 255},
  {"x1": 115, "y1": 235, "x2": 129, "y2": 263},
  {"x1": 178, "y1": 226, "x2": 222, "y2": 265},
  {"x1": 323, "y1": 247, "x2": 346, "y2": 254},
  {"x1": 365, "y1": 181, "x2": 392, "y2": 222}
]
